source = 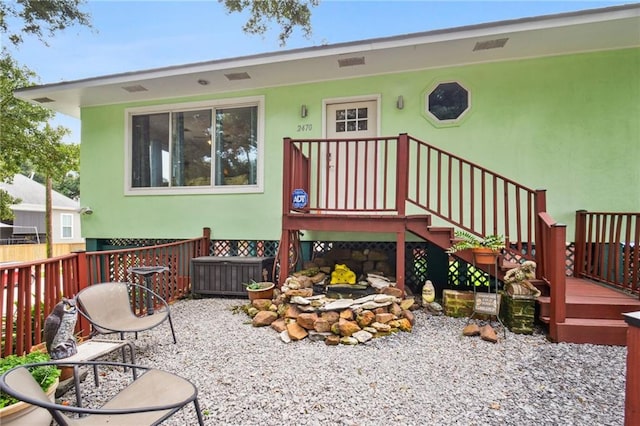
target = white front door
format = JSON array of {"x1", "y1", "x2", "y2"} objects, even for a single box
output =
[{"x1": 323, "y1": 100, "x2": 379, "y2": 211}]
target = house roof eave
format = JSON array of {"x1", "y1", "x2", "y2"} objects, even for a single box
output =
[{"x1": 14, "y1": 3, "x2": 640, "y2": 119}]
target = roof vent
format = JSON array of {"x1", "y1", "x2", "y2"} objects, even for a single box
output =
[
  {"x1": 33, "y1": 97, "x2": 55, "y2": 103},
  {"x1": 122, "y1": 85, "x2": 148, "y2": 93},
  {"x1": 473, "y1": 38, "x2": 509, "y2": 51},
  {"x1": 224, "y1": 72, "x2": 251, "y2": 81},
  {"x1": 338, "y1": 56, "x2": 365, "y2": 67}
]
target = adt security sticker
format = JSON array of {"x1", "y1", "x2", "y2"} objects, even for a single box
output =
[{"x1": 292, "y1": 189, "x2": 308, "y2": 209}]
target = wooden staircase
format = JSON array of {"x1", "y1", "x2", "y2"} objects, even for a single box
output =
[
  {"x1": 280, "y1": 134, "x2": 640, "y2": 346},
  {"x1": 536, "y1": 277, "x2": 640, "y2": 345}
]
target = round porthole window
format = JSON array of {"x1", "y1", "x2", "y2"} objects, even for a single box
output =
[{"x1": 426, "y1": 81, "x2": 470, "y2": 123}]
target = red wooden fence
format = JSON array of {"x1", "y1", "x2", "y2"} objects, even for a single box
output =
[{"x1": 1, "y1": 230, "x2": 209, "y2": 356}]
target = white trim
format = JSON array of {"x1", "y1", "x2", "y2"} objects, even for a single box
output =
[
  {"x1": 124, "y1": 96, "x2": 265, "y2": 196},
  {"x1": 60, "y1": 213, "x2": 73, "y2": 239},
  {"x1": 424, "y1": 80, "x2": 472, "y2": 126}
]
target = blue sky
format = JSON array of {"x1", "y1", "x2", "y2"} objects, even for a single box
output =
[{"x1": 7, "y1": 0, "x2": 633, "y2": 142}]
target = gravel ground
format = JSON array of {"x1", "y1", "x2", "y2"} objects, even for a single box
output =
[{"x1": 63, "y1": 297, "x2": 627, "y2": 426}]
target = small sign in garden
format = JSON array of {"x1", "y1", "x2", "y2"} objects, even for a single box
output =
[{"x1": 474, "y1": 293, "x2": 501, "y2": 316}]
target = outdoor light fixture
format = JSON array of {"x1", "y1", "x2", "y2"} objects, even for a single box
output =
[
  {"x1": 79, "y1": 207, "x2": 93, "y2": 215},
  {"x1": 396, "y1": 96, "x2": 404, "y2": 110},
  {"x1": 300, "y1": 105, "x2": 308, "y2": 118}
]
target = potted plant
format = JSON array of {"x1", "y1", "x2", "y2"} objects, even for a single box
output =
[
  {"x1": 0, "y1": 351, "x2": 61, "y2": 425},
  {"x1": 244, "y1": 280, "x2": 275, "y2": 301},
  {"x1": 446, "y1": 231, "x2": 505, "y2": 265}
]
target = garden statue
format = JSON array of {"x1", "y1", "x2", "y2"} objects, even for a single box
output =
[
  {"x1": 330, "y1": 264, "x2": 356, "y2": 285},
  {"x1": 503, "y1": 261, "x2": 541, "y2": 297},
  {"x1": 43, "y1": 298, "x2": 78, "y2": 359}
]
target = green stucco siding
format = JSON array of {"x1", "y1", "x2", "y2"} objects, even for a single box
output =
[{"x1": 80, "y1": 48, "x2": 639, "y2": 241}]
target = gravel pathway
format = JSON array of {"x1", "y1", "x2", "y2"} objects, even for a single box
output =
[{"x1": 64, "y1": 297, "x2": 627, "y2": 425}]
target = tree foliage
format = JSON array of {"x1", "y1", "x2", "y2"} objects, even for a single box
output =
[
  {"x1": 221, "y1": 0, "x2": 318, "y2": 46},
  {"x1": 0, "y1": 0, "x2": 91, "y2": 46},
  {"x1": 0, "y1": 53, "x2": 76, "y2": 183}
]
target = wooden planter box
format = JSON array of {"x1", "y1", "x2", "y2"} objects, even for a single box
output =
[{"x1": 191, "y1": 256, "x2": 275, "y2": 297}]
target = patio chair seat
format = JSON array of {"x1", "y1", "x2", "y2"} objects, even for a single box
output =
[
  {"x1": 0, "y1": 361, "x2": 204, "y2": 426},
  {"x1": 76, "y1": 282, "x2": 177, "y2": 343}
]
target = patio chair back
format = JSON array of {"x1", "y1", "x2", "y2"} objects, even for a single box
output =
[
  {"x1": 1, "y1": 367, "x2": 54, "y2": 425},
  {"x1": 1, "y1": 361, "x2": 204, "y2": 426},
  {"x1": 76, "y1": 282, "x2": 177, "y2": 343}
]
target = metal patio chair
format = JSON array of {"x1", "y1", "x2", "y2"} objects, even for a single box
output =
[
  {"x1": 76, "y1": 282, "x2": 177, "y2": 344},
  {"x1": 0, "y1": 360, "x2": 204, "y2": 425}
]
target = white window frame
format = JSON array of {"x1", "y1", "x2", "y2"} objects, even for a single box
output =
[
  {"x1": 423, "y1": 80, "x2": 471, "y2": 127},
  {"x1": 124, "y1": 96, "x2": 265, "y2": 195},
  {"x1": 60, "y1": 213, "x2": 73, "y2": 239}
]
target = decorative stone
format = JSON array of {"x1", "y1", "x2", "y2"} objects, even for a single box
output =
[
  {"x1": 389, "y1": 302, "x2": 403, "y2": 317},
  {"x1": 371, "y1": 322, "x2": 391, "y2": 332},
  {"x1": 339, "y1": 309, "x2": 354, "y2": 320},
  {"x1": 251, "y1": 299, "x2": 273, "y2": 311},
  {"x1": 285, "y1": 288, "x2": 313, "y2": 298},
  {"x1": 400, "y1": 298, "x2": 415, "y2": 311},
  {"x1": 463, "y1": 323, "x2": 480, "y2": 336},
  {"x1": 314, "y1": 318, "x2": 332, "y2": 333},
  {"x1": 381, "y1": 286, "x2": 403, "y2": 298},
  {"x1": 252, "y1": 311, "x2": 278, "y2": 327},
  {"x1": 325, "y1": 335, "x2": 340, "y2": 345},
  {"x1": 373, "y1": 294, "x2": 396, "y2": 304},
  {"x1": 426, "y1": 301, "x2": 443, "y2": 315},
  {"x1": 375, "y1": 313, "x2": 396, "y2": 324},
  {"x1": 356, "y1": 310, "x2": 375, "y2": 328},
  {"x1": 280, "y1": 330, "x2": 291, "y2": 343},
  {"x1": 363, "y1": 326, "x2": 377, "y2": 334},
  {"x1": 290, "y1": 296, "x2": 311, "y2": 305},
  {"x1": 340, "y1": 336, "x2": 359, "y2": 345},
  {"x1": 284, "y1": 304, "x2": 301, "y2": 319},
  {"x1": 308, "y1": 331, "x2": 332, "y2": 342},
  {"x1": 358, "y1": 301, "x2": 392, "y2": 310},
  {"x1": 297, "y1": 313, "x2": 319, "y2": 330},
  {"x1": 287, "y1": 322, "x2": 308, "y2": 341},
  {"x1": 297, "y1": 304, "x2": 317, "y2": 313},
  {"x1": 352, "y1": 330, "x2": 373, "y2": 343},
  {"x1": 321, "y1": 311, "x2": 340, "y2": 324},
  {"x1": 480, "y1": 325, "x2": 498, "y2": 343},
  {"x1": 402, "y1": 310, "x2": 415, "y2": 326},
  {"x1": 270, "y1": 318, "x2": 287, "y2": 333},
  {"x1": 321, "y1": 299, "x2": 355, "y2": 311},
  {"x1": 338, "y1": 319, "x2": 361, "y2": 337}
]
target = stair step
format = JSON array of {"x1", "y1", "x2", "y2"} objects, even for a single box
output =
[
  {"x1": 540, "y1": 317, "x2": 628, "y2": 345},
  {"x1": 537, "y1": 296, "x2": 637, "y2": 320}
]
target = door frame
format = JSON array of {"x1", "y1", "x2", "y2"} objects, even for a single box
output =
[{"x1": 321, "y1": 94, "x2": 382, "y2": 138}]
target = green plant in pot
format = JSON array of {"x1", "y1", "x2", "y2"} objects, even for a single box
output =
[
  {"x1": 243, "y1": 280, "x2": 275, "y2": 301},
  {"x1": 446, "y1": 230, "x2": 505, "y2": 265},
  {"x1": 0, "y1": 351, "x2": 61, "y2": 424}
]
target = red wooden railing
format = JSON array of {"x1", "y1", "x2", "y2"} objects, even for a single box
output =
[
  {"x1": 283, "y1": 134, "x2": 544, "y2": 264},
  {"x1": 1, "y1": 230, "x2": 210, "y2": 356},
  {"x1": 283, "y1": 136, "x2": 400, "y2": 213},
  {"x1": 537, "y1": 212, "x2": 567, "y2": 342},
  {"x1": 404, "y1": 134, "x2": 542, "y2": 263},
  {"x1": 574, "y1": 210, "x2": 640, "y2": 297}
]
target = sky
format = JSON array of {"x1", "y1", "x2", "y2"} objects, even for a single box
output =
[{"x1": 6, "y1": 0, "x2": 634, "y2": 143}]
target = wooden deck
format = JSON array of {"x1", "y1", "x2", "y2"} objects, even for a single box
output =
[{"x1": 538, "y1": 277, "x2": 640, "y2": 345}]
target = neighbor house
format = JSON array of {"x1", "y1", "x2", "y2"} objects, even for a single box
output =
[
  {"x1": 0, "y1": 174, "x2": 84, "y2": 245},
  {"x1": 14, "y1": 4, "x2": 639, "y2": 288}
]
